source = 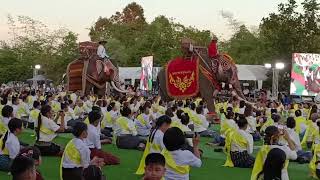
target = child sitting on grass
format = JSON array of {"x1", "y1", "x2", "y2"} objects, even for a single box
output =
[
  {"x1": 35, "y1": 105, "x2": 65, "y2": 156},
  {"x1": 0, "y1": 118, "x2": 23, "y2": 171},
  {"x1": 86, "y1": 111, "x2": 120, "y2": 165},
  {"x1": 143, "y1": 153, "x2": 166, "y2": 180},
  {"x1": 62, "y1": 122, "x2": 104, "y2": 180},
  {"x1": 163, "y1": 127, "x2": 202, "y2": 180}
]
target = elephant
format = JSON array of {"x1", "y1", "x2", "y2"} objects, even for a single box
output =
[
  {"x1": 66, "y1": 41, "x2": 127, "y2": 96},
  {"x1": 157, "y1": 46, "x2": 247, "y2": 113}
]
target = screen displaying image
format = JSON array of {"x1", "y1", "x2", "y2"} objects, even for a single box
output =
[{"x1": 290, "y1": 53, "x2": 320, "y2": 96}]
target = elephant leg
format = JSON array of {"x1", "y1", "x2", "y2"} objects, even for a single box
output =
[
  {"x1": 199, "y1": 72, "x2": 216, "y2": 113},
  {"x1": 85, "y1": 81, "x2": 93, "y2": 96},
  {"x1": 158, "y1": 69, "x2": 171, "y2": 102},
  {"x1": 96, "y1": 84, "x2": 106, "y2": 97}
]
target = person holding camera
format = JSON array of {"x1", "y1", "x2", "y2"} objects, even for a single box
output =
[
  {"x1": 35, "y1": 105, "x2": 65, "y2": 156},
  {"x1": 162, "y1": 127, "x2": 201, "y2": 180}
]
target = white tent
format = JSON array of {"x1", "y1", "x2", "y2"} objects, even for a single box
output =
[
  {"x1": 236, "y1": 65, "x2": 268, "y2": 81},
  {"x1": 119, "y1": 65, "x2": 267, "y2": 83}
]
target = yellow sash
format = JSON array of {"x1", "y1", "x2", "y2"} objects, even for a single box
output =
[
  {"x1": 0, "y1": 119, "x2": 7, "y2": 136},
  {"x1": 295, "y1": 116, "x2": 306, "y2": 134},
  {"x1": 170, "y1": 121, "x2": 184, "y2": 131},
  {"x1": 301, "y1": 121, "x2": 317, "y2": 148},
  {"x1": 0, "y1": 132, "x2": 9, "y2": 155},
  {"x1": 16, "y1": 104, "x2": 28, "y2": 119},
  {"x1": 116, "y1": 116, "x2": 131, "y2": 132},
  {"x1": 60, "y1": 139, "x2": 81, "y2": 180},
  {"x1": 30, "y1": 109, "x2": 40, "y2": 122},
  {"x1": 40, "y1": 125, "x2": 55, "y2": 135},
  {"x1": 310, "y1": 144, "x2": 320, "y2": 179},
  {"x1": 101, "y1": 111, "x2": 112, "y2": 128},
  {"x1": 158, "y1": 106, "x2": 166, "y2": 115},
  {"x1": 162, "y1": 149, "x2": 190, "y2": 175},
  {"x1": 260, "y1": 118, "x2": 274, "y2": 133},
  {"x1": 136, "y1": 138, "x2": 162, "y2": 175},
  {"x1": 136, "y1": 114, "x2": 147, "y2": 126},
  {"x1": 223, "y1": 129, "x2": 248, "y2": 167}
]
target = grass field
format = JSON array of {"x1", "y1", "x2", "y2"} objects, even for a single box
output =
[{"x1": 0, "y1": 127, "x2": 314, "y2": 180}]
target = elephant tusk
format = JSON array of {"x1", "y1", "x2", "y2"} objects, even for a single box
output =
[
  {"x1": 111, "y1": 81, "x2": 129, "y2": 93},
  {"x1": 231, "y1": 91, "x2": 257, "y2": 108}
]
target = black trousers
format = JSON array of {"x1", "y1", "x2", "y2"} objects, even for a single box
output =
[{"x1": 62, "y1": 167, "x2": 82, "y2": 180}]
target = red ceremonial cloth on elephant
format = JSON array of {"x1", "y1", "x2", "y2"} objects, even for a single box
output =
[{"x1": 166, "y1": 57, "x2": 199, "y2": 98}]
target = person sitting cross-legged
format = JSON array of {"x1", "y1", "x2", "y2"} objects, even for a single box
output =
[{"x1": 85, "y1": 110, "x2": 120, "y2": 165}]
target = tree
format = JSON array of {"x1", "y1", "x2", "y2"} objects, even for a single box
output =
[{"x1": 0, "y1": 15, "x2": 78, "y2": 84}]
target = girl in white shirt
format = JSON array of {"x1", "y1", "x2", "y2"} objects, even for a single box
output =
[
  {"x1": 251, "y1": 126, "x2": 297, "y2": 180},
  {"x1": 86, "y1": 110, "x2": 120, "y2": 165},
  {"x1": 115, "y1": 106, "x2": 146, "y2": 150},
  {"x1": 35, "y1": 105, "x2": 65, "y2": 156},
  {"x1": 1, "y1": 105, "x2": 14, "y2": 134},
  {"x1": 135, "y1": 104, "x2": 153, "y2": 137},
  {"x1": 0, "y1": 118, "x2": 23, "y2": 171},
  {"x1": 163, "y1": 127, "x2": 202, "y2": 180},
  {"x1": 62, "y1": 122, "x2": 104, "y2": 179},
  {"x1": 136, "y1": 115, "x2": 172, "y2": 175}
]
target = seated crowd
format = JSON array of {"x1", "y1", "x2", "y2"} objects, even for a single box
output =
[{"x1": 1, "y1": 87, "x2": 320, "y2": 180}]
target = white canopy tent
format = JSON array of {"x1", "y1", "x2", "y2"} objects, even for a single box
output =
[{"x1": 119, "y1": 65, "x2": 268, "y2": 88}]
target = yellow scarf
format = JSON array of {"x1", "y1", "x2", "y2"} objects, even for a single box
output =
[
  {"x1": 60, "y1": 139, "x2": 81, "y2": 180},
  {"x1": 310, "y1": 144, "x2": 320, "y2": 179},
  {"x1": 162, "y1": 149, "x2": 190, "y2": 175},
  {"x1": 223, "y1": 129, "x2": 248, "y2": 167}
]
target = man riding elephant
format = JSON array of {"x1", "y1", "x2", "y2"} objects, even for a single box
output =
[{"x1": 96, "y1": 37, "x2": 122, "y2": 88}]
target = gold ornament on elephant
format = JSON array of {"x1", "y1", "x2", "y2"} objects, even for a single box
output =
[{"x1": 169, "y1": 71, "x2": 195, "y2": 92}]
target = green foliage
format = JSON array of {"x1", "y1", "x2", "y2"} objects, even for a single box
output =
[
  {"x1": 0, "y1": 16, "x2": 79, "y2": 84},
  {"x1": 89, "y1": 3, "x2": 212, "y2": 67}
]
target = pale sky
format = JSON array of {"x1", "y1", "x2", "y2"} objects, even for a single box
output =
[{"x1": 0, "y1": 0, "x2": 303, "y2": 42}]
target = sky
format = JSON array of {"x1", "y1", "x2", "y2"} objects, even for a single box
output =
[{"x1": 0, "y1": 0, "x2": 303, "y2": 42}]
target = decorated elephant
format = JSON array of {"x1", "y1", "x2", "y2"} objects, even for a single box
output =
[
  {"x1": 66, "y1": 41, "x2": 127, "y2": 96},
  {"x1": 157, "y1": 39, "x2": 247, "y2": 113}
]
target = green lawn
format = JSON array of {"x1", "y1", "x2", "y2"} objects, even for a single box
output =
[{"x1": 0, "y1": 128, "x2": 314, "y2": 180}]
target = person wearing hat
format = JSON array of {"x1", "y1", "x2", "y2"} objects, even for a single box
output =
[
  {"x1": 97, "y1": 38, "x2": 110, "y2": 60},
  {"x1": 96, "y1": 37, "x2": 122, "y2": 87},
  {"x1": 208, "y1": 36, "x2": 219, "y2": 59}
]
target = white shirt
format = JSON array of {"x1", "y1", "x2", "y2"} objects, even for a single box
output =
[
  {"x1": 231, "y1": 129, "x2": 253, "y2": 154},
  {"x1": 0, "y1": 132, "x2": 20, "y2": 159},
  {"x1": 149, "y1": 130, "x2": 165, "y2": 153},
  {"x1": 63, "y1": 138, "x2": 91, "y2": 168},
  {"x1": 39, "y1": 116, "x2": 60, "y2": 142},
  {"x1": 135, "y1": 114, "x2": 152, "y2": 136},
  {"x1": 97, "y1": 44, "x2": 109, "y2": 59},
  {"x1": 2, "y1": 117, "x2": 10, "y2": 128},
  {"x1": 12, "y1": 104, "x2": 18, "y2": 118},
  {"x1": 246, "y1": 116, "x2": 256, "y2": 133},
  {"x1": 86, "y1": 124, "x2": 101, "y2": 149},
  {"x1": 194, "y1": 114, "x2": 209, "y2": 133},
  {"x1": 165, "y1": 150, "x2": 202, "y2": 180},
  {"x1": 114, "y1": 117, "x2": 137, "y2": 136},
  {"x1": 287, "y1": 128, "x2": 302, "y2": 151}
]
